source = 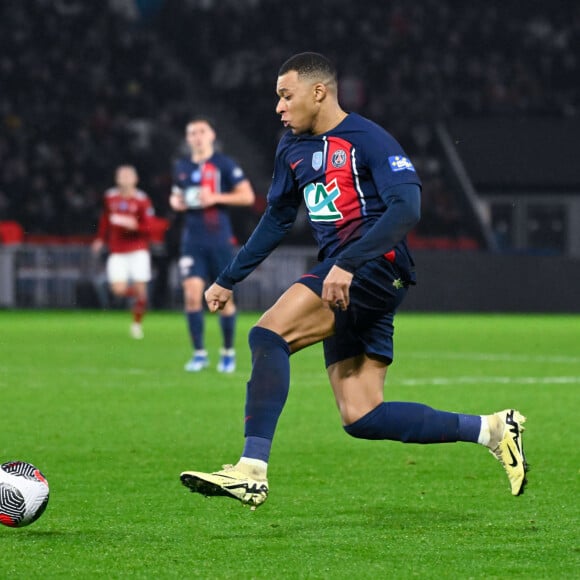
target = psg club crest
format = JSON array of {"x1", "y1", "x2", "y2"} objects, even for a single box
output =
[
  {"x1": 190, "y1": 170, "x2": 201, "y2": 183},
  {"x1": 312, "y1": 151, "x2": 323, "y2": 171},
  {"x1": 331, "y1": 149, "x2": 347, "y2": 168}
]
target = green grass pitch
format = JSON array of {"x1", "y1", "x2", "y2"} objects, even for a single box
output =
[{"x1": 0, "y1": 309, "x2": 578, "y2": 578}]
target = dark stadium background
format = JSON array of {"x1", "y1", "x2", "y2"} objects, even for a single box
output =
[{"x1": 1, "y1": 0, "x2": 579, "y2": 311}]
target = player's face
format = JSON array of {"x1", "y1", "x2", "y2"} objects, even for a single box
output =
[
  {"x1": 186, "y1": 122, "x2": 215, "y2": 153},
  {"x1": 115, "y1": 166, "x2": 138, "y2": 190},
  {"x1": 276, "y1": 71, "x2": 319, "y2": 135}
]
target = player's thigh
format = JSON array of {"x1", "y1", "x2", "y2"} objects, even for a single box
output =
[
  {"x1": 128, "y1": 250, "x2": 151, "y2": 283},
  {"x1": 327, "y1": 353, "x2": 388, "y2": 425},
  {"x1": 256, "y1": 283, "x2": 335, "y2": 353},
  {"x1": 107, "y1": 253, "x2": 129, "y2": 284}
]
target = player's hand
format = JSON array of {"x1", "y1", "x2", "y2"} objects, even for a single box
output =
[
  {"x1": 91, "y1": 239, "x2": 104, "y2": 254},
  {"x1": 205, "y1": 282, "x2": 232, "y2": 313},
  {"x1": 199, "y1": 186, "x2": 218, "y2": 208},
  {"x1": 170, "y1": 193, "x2": 187, "y2": 212},
  {"x1": 322, "y1": 265, "x2": 353, "y2": 311}
]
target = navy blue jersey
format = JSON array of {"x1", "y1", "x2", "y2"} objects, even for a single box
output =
[
  {"x1": 217, "y1": 113, "x2": 421, "y2": 289},
  {"x1": 270, "y1": 112, "x2": 421, "y2": 265},
  {"x1": 173, "y1": 152, "x2": 247, "y2": 246}
]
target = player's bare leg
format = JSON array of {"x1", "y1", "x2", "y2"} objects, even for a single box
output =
[
  {"x1": 130, "y1": 281, "x2": 147, "y2": 339},
  {"x1": 327, "y1": 354, "x2": 387, "y2": 425},
  {"x1": 110, "y1": 281, "x2": 146, "y2": 339}
]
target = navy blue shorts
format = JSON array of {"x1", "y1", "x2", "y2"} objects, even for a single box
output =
[
  {"x1": 297, "y1": 256, "x2": 409, "y2": 367},
  {"x1": 178, "y1": 244, "x2": 235, "y2": 283}
]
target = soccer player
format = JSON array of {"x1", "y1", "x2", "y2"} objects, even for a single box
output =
[
  {"x1": 91, "y1": 165, "x2": 154, "y2": 339},
  {"x1": 180, "y1": 53, "x2": 527, "y2": 508},
  {"x1": 170, "y1": 117, "x2": 255, "y2": 373}
]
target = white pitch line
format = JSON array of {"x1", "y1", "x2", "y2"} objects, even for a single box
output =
[
  {"x1": 404, "y1": 351, "x2": 580, "y2": 365},
  {"x1": 0, "y1": 366, "x2": 148, "y2": 376},
  {"x1": 395, "y1": 376, "x2": 580, "y2": 386}
]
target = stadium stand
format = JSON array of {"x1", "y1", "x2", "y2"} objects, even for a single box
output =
[
  {"x1": 0, "y1": 0, "x2": 186, "y2": 238},
  {"x1": 156, "y1": 0, "x2": 579, "y2": 250},
  {"x1": 1, "y1": 0, "x2": 578, "y2": 252}
]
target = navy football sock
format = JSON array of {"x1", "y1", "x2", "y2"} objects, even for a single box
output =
[
  {"x1": 242, "y1": 436, "x2": 272, "y2": 463},
  {"x1": 243, "y1": 327, "x2": 290, "y2": 456},
  {"x1": 219, "y1": 313, "x2": 236, "y2": 350},
  {"x1": 186, "y1": 310, "x2": 204, "y2": 351},
  {"x1": 344, "y1": 402, "x2": 480, "y2": 443}
]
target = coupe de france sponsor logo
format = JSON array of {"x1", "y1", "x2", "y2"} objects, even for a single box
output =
[
  {"x1": 303, "y1": 178, "x2": 343, "y2": 222},
  {"x1": 388, "y1": 155, "x2": 416, "y2": 172}
]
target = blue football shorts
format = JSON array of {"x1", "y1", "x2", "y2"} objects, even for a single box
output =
[
  {"x1": 178, "y1": 244, "x2": 235, "y2": 283},
  {"x1": 297, "y1": 256, "x2": 409, "y2": 367}
]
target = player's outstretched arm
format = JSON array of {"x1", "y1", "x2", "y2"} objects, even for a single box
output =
[
  {"x1": 215, "y1": 202, "x2": 299, "y2": 289},
  {"x1": 204, "y1": 283, "x2": 233, "y2": 313},
  {"x1": 201, "y1": 180, "x2": 256, "y2": 208}
]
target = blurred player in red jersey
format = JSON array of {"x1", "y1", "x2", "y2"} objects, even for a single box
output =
[{"x1": 92, "y1": 165, "x2": 155, "y2": 339}]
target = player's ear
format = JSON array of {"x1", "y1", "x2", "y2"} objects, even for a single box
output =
[{"x1": 313, "y1": 82, "x2": 327, "y2": 103}]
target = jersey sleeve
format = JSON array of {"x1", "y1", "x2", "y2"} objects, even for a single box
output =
[
  {"x1": 333, "y1": 124, "x2": 422, "y2": 273},
  {"x1": 266, "y1": 135, "x2": 301, "y2": 208},
  {"x1": 363, "y1": 124, "x2": 422, "y2": 195},
  {"x1": 334, "y1": 183, "x2": 421, "y2": 273},
  {"x1": 220, "y1": 155, "x2": 248, "y2": 191},
  {"x1": 95, "y1": 195, "x2": 110, "y2": 241}
]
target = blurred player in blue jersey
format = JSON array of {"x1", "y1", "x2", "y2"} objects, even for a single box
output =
[
  {"x1": 180, "y1": 54, "x2": 527, "y2": 507},
  {"x1": 170, "y1": 117, "x2": 255, "y2": 373}
]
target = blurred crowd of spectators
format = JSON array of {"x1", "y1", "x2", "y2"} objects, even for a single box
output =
[
  {"x1": 159, "y1": 0, "x2": 579, "y2": 246},
  {"x1": 0, "y1": 0, "x2": 187, "y2": 236},
  {"x1": 162, "y1": 0, "x2": 579, "y2": 138},
  {"x1": 1, "y1": 0, "x2": 578, "y2": 243}
]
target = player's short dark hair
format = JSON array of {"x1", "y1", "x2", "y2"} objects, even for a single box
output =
[
  {"x1": 187, "y1": 116, "x2": 216, "y2": 130},
  {"x1": 278, "y1": 52, "x2": 337, "y2": 83}
]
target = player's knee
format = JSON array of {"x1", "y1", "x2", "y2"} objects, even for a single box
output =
[
  {"x1": 184, "y1": 289, "x2": 203, "y2": 310},
  {"x1": 110, "y1": 283, "x2": 128, "y2": 297}
]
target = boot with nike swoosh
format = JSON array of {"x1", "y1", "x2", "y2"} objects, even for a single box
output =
[
  {"x1": 180, "y1": 463, "x2": 269, "y2": 510},
  {"x1": 487, "y1": 409, "x2": 528, "y2": 496}
]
